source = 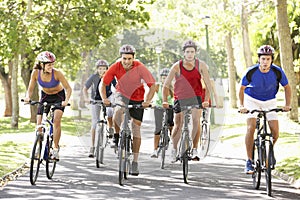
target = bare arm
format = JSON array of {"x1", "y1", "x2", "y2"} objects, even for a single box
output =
[
  {"x1": 57, "y1": 70, "x2": 72, "y2": 105},
  {"x1": 25, "y1": 70, "x2": 38, "y2": 102},
  {"x1": 199, "y1": 62, "x2": 213, "y2": 107},
  {"x1": 82, "y1": 86, "x2": 89, "y2": 102},
  {"x1": 143, "y1": 83, "x2": 156, "y2": 107},
  {"x1": 99, "y1": 80, "x2": 110, "y2": 105},
  {"x1": 283, "y1": 84, "x2": 291, "y2": 111},
  {"x1": 162, "y1": 63, "x2": 178, "y2": 107},
  {"x1": 238, "y1": 85, "x2": 248, "y2": 112}
]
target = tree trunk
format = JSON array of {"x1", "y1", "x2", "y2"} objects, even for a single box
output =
[
  {"x1": 11, "y1": 54, "x2": 19, "y2": 128},
  {"x1": 225, "y1": 32, "x2": 237, "y2": 108},
  {"x1": 241, "y1": 0, "x2": 253, "y2": 67},
  {"x1": 275, "y1": 0, "x2": 299, "y2": 121},
  {"x1": 0, "y1": 64, "x2": 12, "y2": 117}
]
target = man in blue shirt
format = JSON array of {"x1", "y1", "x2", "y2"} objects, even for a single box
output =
[{"x1": 239, "y1": 45, "x2": 291, "y2": 174}]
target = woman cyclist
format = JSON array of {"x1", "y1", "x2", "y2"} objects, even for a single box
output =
[{"x1": 24, "y1": 51, "x2": 72, "y2": 161}]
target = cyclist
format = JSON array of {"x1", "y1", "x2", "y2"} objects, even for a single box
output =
[
  {"x1": 162, "y1": 40, "x2": 213, "y2": 162},
  {"x1": 83, "y1": 59, "x2": 116, "y2": 158},
  {"x1": 100, "y1": 44, "x2": 156, "y2": 176},
  {"x1": 24, "y1": 51, "x2": 72, "y2": 161},
  {"x1": 239, "y1": 45, "x2": 291, "y2": 174},
  {"x1": 151, "y1": 68, "x2": 174, "y2": 158}
]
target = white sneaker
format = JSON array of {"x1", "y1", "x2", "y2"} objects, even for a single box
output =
[
  {"x1": 192, "y1": 148, "x2": 199, "y2": 161},
  {"x1": 171, "y1": 148, "x2": 177, "y2": 163},
  {"x1": 151, "y1": 149, "x2": 158, "y2": 158},
  {"x1": 51, "y1": 148, "x2": 59, "y2": 161}
]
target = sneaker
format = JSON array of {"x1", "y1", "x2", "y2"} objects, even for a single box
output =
[
  {"x1": 191, "y1": 148, "x2": 200, "y2": 161},
  {"x1": 171, "y1": 148, "x2": 177, "y2": 163},
  {"x1": 245, "y1": 159, "x2": 254, "y2": 174},
  {"x1": 107, "y1": 128, "x2": 114, "y2": 138},
  {"x1": 151, "y1": 149, "x2": 158, "y2": 158},
  {"x1": 110, "y1": 134, "x2": 119, "y2": 148},
  {"x1": 51, "y1": 148, "x2": 60, "y2": 161},
  {"x1": 130, "y1": 161, "x2": 139, "y2": 176},
  {"x1": 88, "y1": 147, "x2": 95, "y2": 158}
]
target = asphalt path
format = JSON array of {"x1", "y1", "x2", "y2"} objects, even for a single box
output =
[{"x1": 1, "y1": 114, "x2": 300, "y2": 200}]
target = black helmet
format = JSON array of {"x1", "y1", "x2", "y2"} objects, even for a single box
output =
[
  {"x1": 182, "y1": 40, "x2": 197, "y2": 51},
  {"x1": 160, "y1": 68, "x2": 170, "y2": 76},
  {"x1": 119, "y1": 44, "x2": 136, "y2": 55}
]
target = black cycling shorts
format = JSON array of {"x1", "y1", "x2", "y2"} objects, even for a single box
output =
[{"x1": 37, "y1": 90, "x2": 66, "y2": 115}]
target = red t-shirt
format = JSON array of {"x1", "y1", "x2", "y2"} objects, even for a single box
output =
[
  {"x1": 174, "y1": 59, "x2": 203, "y2": 100},
  {"x1": 103, "y1": 61, "x2": 155, "y2": 101}
]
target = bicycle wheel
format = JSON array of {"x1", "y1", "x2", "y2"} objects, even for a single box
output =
[
  {"x1": 160, "y1": 127, "x2": 168, "y2": 169},
  {"x1": 46, "y1": 135, "x2": 57, "y2": 179},
  {"x1": 182, "y1": 131, "x2": 189, "y2": 184},
  {"x1": 252, "y1": 140, "x2": 261, "y2": 189},
  {"x1": 96, "y1": 123, "x2": 105, "y2": 168},
  {"x1": 199, "y1": 123, "x2": 210, "y2": 158},
  {"x1": 30, "y1": 134, "x2": 42, "y2": 185},
  {"x1": 265, "y1": 142, "x2": 273, "y2": 196},
  {"x1": 118, "y1": 131, "x2": 126, "y2": 185}
]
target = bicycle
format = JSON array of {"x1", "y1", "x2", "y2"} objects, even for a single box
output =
[
  {"x1": 153, "y1": 105, "x2": 173, "y2": 169},
  {"x1": 243, "y1": 108, "x2": 287, "y2": 196},
  {"x1": 22, "y1": 100, "x2": 69, "y2": 185},
  {"x1": 199, "y1": 106, "x2": 214, "y2": 159},
  {"x1": 90, "y1": 100, "x2": 111, "y2": 168},
  {"x1": 176, "y1": 104, "x2": 201, "y2": 184},
  {"x1": 112, "y1": 103, "x2": 149, "y2": 186}
]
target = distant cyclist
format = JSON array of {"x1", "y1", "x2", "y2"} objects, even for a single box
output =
[
  {"x1": 24, "y1": 51, "x2": 72, "y2": 161},
  {"x1": 151, "y1": 68, "x2": 174, "y2": 158},
  {"x1": 239, "y1": 45, "x2": 291, "y2": 174},
  {"x1": 100, "y1": 44, "x2": 156, "y2": 176},
  {"x1": 83, "y1": 59, "x2": 116, "y2": 158},
  {"x1": 162, "y1": 40, "x2": 213, "y2": 162}
]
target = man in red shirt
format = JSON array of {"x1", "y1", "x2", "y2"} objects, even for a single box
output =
[{"x1": 100, "y1": 44, "x2": 156, "y2": 176}]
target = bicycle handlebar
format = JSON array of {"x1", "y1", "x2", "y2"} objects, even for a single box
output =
[
  {"x1": 109, "y1": 103, "x2": 151, "y2": 109},
  {"x1": 238, "y1": 108, "x2": 291, "y2": 114},
  {"x1": 21, "y1": 99, "x2": 71, "y2": 107}
]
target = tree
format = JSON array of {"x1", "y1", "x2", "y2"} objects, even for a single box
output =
[{"x1": 275, "y1": 0, "x2": 299, "y2": 121}]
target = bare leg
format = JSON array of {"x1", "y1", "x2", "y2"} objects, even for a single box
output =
[
  {"x1": 53, "y1": 110, "x2": 63, "y2": 149},
  {"x1": 245, "y1": 118, "x2": 256, "y2": 160},
  {"x1": 132, "y1": 119, "x2": 142, "y2": 162},
  {"x1": 172, "y1": 112, "x2": 183, "y2": 150},
  {"x1": 268, "y1": 120, "x2": 279, "y2": 144}
]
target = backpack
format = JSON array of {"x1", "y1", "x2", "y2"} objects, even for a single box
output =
[{"x1": 246, "y1": 65, "x2": 282, "y2": 83}]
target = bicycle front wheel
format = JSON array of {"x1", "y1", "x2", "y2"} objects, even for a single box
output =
[
  {"x1": 182, "y1": 151, "x2": 189, "y2": 184},
  {"x1": 30, "y1": 134, "x2": 42, "y2": 185},
  {"x1": 46, "y1": 135, "x2": 56, "y2": 179},
  {"x1": 265, "y1": 142, "x2": 273, "y2": 196},
  {"x1": 252, "y1": 140, "x2": 261, "y2": 189},
  {"x1": 160, "y1": 127, "x2": 168, "y2": 169},
  {"x1": 118, "y1": 131, "x2": 126, "y2": 185},
  {"x1": 199, "y1": 123, "x2": 210, "y2": 158},
  {"x1": 96, "y1": 123, "x2": 105, "y2": 168}
]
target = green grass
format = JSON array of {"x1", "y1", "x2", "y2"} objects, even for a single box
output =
[
  {"x1": 0, "y1": 117, "x2": 35, "y2": 134},
  {"x1": 276, "y1": 157, "x2": 300, "y2": 180}
]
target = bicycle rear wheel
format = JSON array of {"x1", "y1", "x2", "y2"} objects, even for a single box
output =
[
  {"x1": 46, "y1": 135, "x2": 56, "y2": 179},
  {"x1": 118, "y1": 131, "x2": 126, "y2": 185},
  {"x1": 199, "y1": 123, "x2": 210, "y2": 158},
  {"x1": 96, "y1": 123, "x2": 105, "y2": 168},
  {"x1": 30, "y1": 134, "x2": 42, "y2": 185},
  {"x1": 252, "y1": 140, "x2": 261, "y2": 189},
  {"x1": 265, "y1": 142, "x2": 273, "y2": 196}
]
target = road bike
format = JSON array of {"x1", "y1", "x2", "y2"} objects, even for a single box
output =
[
  {"x1": 113, "y1": 103, "x2": 149, "y2": 185},
  {"x1": 245, "y1": 108, "x2": 287, "y2": 196},
  {"x1": 176, "y1": 104, "x2": 201, "y2": 184},
  {"x1": 22, "y1": 100, "x2": 69, "y2": 185},
  {"x1": 90, "y1": 100, "x2": 111, "y2": 168},
  {"x1": 153, "y1": 105, "x2": 173, "y2": 169}
]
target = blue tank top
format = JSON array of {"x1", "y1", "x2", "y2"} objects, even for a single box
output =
[{"x1": 38, "y1": 69, "x2": 60, "y2": 88}]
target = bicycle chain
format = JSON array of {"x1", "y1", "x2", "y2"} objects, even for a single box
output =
[{"x1": 0, "y1": 162, "x2": 29, "y2": 190}]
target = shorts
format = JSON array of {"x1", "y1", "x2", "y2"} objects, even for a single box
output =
[
  {"x1": 37, "y1": 90, "x2": 66, "y2": 115},
  {"x1": 154, "y1": 107, "x2": 174, "y2": 135},
  {"x1": 115, "y1": 93, "x2": 144, "y2": 122},
  {"x1": 244, "y1": 94, "x2": 278, "y2": 121},
  {"x1": 173, "y1": 96, "x2": 202, "y2": 113}
]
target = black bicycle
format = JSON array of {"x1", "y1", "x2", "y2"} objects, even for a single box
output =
[
  {"x1": 176, "y1": 104, "x2": 201, "y2": 184},
  {"x1": 247, "y1": 108, "x2": 287, "y2": 196},
  {"x1": 22, "y1": 100, "x2": 69, "y2": 185},
  {"x1": 90, "y1": 100, "x2": 111, "y2": 168}
]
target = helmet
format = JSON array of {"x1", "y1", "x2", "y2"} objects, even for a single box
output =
[
  {"x1": 160, "y1": 68, "x2": 170, "y2": 76},
  {"x1": 182, "y1": 40, "x2": 197, "y2": 51},
  {"x1": 37, "y1": 51, "x2": 56, "y2": 63},
  {"x1": 95, "y1": 59, "x2": 109, "y2": 67},
  {"x1": 257, "y1": 45, "x2": 275, "y2": 56},
  {"x1": 119, "y1": 44, "x2": 136, "y2": 55}
]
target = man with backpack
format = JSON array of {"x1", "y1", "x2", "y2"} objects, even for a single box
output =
[{"x1": 239, "y1": 45, "x2": 291, "y2": 174}]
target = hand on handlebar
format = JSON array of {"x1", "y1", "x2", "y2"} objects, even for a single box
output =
[{"x1": 282, "y1": 105, "x2": 291, "y2": 112}]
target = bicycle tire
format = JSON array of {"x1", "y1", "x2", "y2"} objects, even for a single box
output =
[
  {"x1": 96, "y1": 123, "x2": 105, "y2": 168},
  {"x1": 46, "y1": 135, "x2": 56, "y2": 179},
  {"x1": 183, "y1": 151, "x2": 189, "y2": 184},
  {"x1": 118, "y1": 131, "x2": 126, "y2": 185},
  {"x1": 199, "y1": 123, "x2": 210, "y2": 158},
  {"x1": 30, "y1": 134, "x2": 42, "y2": 185},
  {"x1": 252, "y1": 140, "x2": 261, "y2": 189},
  {"x1": 265, "y1": 142, "x2": 273, "y2": 196},
  {"x1": 160, "y1": 127, "x2": 168, "y2": 169}
]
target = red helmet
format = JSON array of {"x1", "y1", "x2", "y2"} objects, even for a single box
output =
[
  {"x1": 37, "y1": 51, "x2": 56, "y2": 63},
  {"x1": 95, "y1": 59, "x2": 108, "y2": 67},
  {"x1": 182, "y1": 40, "x2": 197, "y2": 51},
  {"x1": 119, "y1": 44, "x2": 136, "y2": 55},
  {"x1": 257, "y1": 45, "x2": 275, "y2": 56}
]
